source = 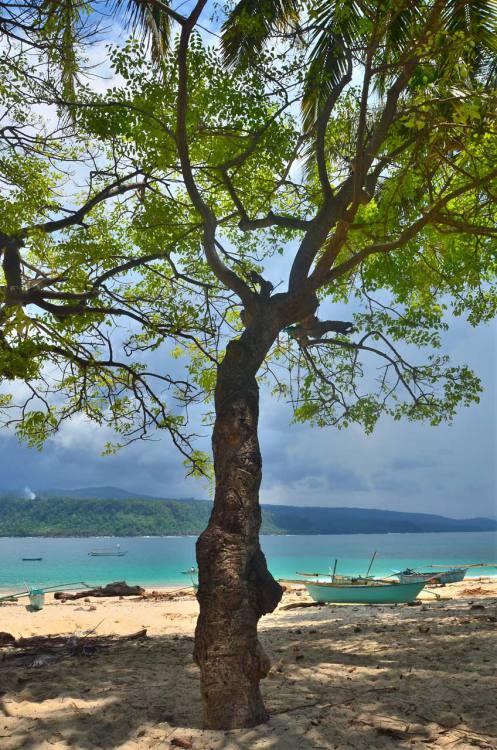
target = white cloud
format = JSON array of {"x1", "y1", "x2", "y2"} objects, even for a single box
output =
[{"x1": 50, "y1": 413, "x2": 113, "y2": 452}]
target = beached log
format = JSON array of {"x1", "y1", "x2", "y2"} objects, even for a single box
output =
[
  {"x1": 54, "y1": 581, "x2": 145, "y2": 600},
  {"x1": 142, "y1": 587, "x2": 195, "y2": 601},
  {"x1": 279, "y1": 601, "x2": 326, "y2": 611}
]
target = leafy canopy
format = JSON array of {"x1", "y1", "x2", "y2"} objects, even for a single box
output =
[{"x1": 1, "y1": 0, "x2": 497, "y2": 466}]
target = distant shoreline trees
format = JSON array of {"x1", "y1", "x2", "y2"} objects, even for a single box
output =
[{"x1": 1, "y1": 494, "x2": 495, "y2": 538}]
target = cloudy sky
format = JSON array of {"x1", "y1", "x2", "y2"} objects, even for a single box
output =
[
  {"x1": 1, "y1": 311, "x2": 496, "y2": 519},
  {"x1": 1, "y1": 3, "x2": 496, "y2": 520}
]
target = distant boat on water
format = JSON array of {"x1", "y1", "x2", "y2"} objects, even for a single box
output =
[
  {"x1": 88, "y1": 545, "x2": 127, "y2": 557},
  {"x1": 22, "y1": 557, "x2": 43, "y2": 562}
]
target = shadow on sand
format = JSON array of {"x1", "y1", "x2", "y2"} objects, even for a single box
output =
[{"x1": 1, "y1": 597, "x2": 496, "y2": 749}]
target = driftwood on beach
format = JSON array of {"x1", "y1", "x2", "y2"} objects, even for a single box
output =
[
  {"x1": 0, "y1": 628, "x2": 148, "y2": 669},
  {"x1": 54, "y1": 581, "x2": 145, "y2": 600},
  {"x1": 280, "y1": 601, "x2": 326, "y2": 610}
]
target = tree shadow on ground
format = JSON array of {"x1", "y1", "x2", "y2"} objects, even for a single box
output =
[{"x1": 1, "y1": 596, "x2": 496, "y2": 750}]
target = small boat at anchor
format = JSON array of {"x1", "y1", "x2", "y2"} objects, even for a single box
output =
[
  {"x1": 22, "y1": 557, "x2": 43, "y2": 562},
  {"x1": 88, "y1": 544, "x2": 127, "y2": 557},
  {"x1": 305, "y1": 579, "x2": 426, "y2": 604}
]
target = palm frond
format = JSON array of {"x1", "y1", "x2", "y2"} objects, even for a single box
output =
[
  {"x1": 41, "y1": 0, "x2": 87, "y2": 101},
  {"x1": 424, "y1": 1, "x2": 497, "y2": 90},
  {"x1": 109, "y1": 0, "x2": 172, "y2": 60},
  {"x1": 221, "y1": 0, "x2": 299, "y2": 67},
  {"x1": 442, "y1": 0, "x2": 497, "y2": 41},
  {"x1": 222, "y1": 0, "x2": 497, "y2": 133},
  {"x1": 448, "y1": 1, "x2": 497, "y2": 87},
  {"x1": 384, "y1": 3, "x2": 420, "y2": 51},
  {"x1": 481, "y1": 53, "x2": 497, "y2": 86},
  {"x1": 373, "y1": 3, "x2": 423, "y2": 95},
  {"x1": 302, "y1": 1, "x2": 362, "y2": 132}
]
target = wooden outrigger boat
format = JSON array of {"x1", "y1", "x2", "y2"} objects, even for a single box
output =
[
  {"x1": 296, "y1": 551, "x2": 385, "y2": 585},
  {"x1": 296, "y1": 571, "x2": 378, "y2": 584},
  {"x1": 296, "y1": 552, "x2": 426, "y2": 603},
  {"x1": 393, "y1": 562, "x2": 496, "y2": 585},
  {"x1": 305, "y1": 579, "x2": 426, "y2": 604},
  {"x1": 88, "y1": 544, "x2": 127, "y2": 557},
  {"x1": 393, "y1": 568, "x2": 466, "y2": 584}
]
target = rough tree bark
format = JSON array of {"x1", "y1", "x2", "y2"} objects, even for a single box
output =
[{"x1": 194, "y1": 315, "x2": 284, "y2": 729}]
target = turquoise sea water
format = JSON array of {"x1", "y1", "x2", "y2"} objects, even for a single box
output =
[
  {"x1": 0, "y1": 532, "x2": 496, "y2": 593},
  {"x1": 1, "y1": 532, "x2": 496, "y2": 593}
]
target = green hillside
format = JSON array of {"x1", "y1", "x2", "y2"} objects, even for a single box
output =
[
  {"x1": 0, "y1": 494, "x2": 495, "y2": 537},
  {"x1": 0, "y1": 495, "x2": 280, "y2": 536}
]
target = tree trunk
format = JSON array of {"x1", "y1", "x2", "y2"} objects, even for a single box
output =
[{"x1": 194, "y1": 323, "x2": 283, "y2": 729}]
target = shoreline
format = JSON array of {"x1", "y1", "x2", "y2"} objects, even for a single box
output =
[
  {"x1": 1, "y1": 573, "x2": 495, "y2": 600},
  {"x1": 0, "y1": 572, "x2": 497, "y2": 598},
  {"x1": 0, "y1": 583, "x2": 195, "y2": 597},
  {"x1": 0, "y1": 573, "x2": 497, "y2": 597},
  {"x1": 1, "y1": 527, "x2": 496, "y2": 538}
]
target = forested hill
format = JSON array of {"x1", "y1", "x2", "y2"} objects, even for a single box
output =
[{"x1": 0, "y1": 493, "x2": 496, "y2": 537}]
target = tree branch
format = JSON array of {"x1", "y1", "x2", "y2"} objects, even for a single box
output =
[
  {"x1": 323, "y1": 165, "x2": 497, "y2": 286},
  {"x1": 23, "y1": 172, "x2": 145, "y2": 236},
  {"x1": 175, "y1": 0, "x2": 253, "y2": 306}
]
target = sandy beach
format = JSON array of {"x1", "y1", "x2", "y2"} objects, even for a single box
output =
[{"x1": 1, "y1": 578, "x2": 496, "y2": 749}]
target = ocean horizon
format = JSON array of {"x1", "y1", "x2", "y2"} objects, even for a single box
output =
[{"x1": 1, "y1": 530, "x2": 496, "y2": 593}]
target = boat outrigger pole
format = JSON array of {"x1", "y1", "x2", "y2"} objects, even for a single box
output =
[
  {"x1": 429, "y1": 562, "x2": 496, "y2": 570},
  {"x1": 365, "y1": 551, "x2": 377, "y2": 578},
  {"x1": 0, "y1": 581, "x2": 90, "y2": 603},
  {"x1": 331, "y1": 559, "x2": 338, "y2": 583}
]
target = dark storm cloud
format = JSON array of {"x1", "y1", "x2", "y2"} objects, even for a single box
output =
[{"x1": 0, "y1": 425, "x2": 201, "y2": 499}]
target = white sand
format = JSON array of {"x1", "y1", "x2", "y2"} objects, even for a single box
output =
[{"x1": 1, "y1": 578, "x2": 496, "y2": 749}]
